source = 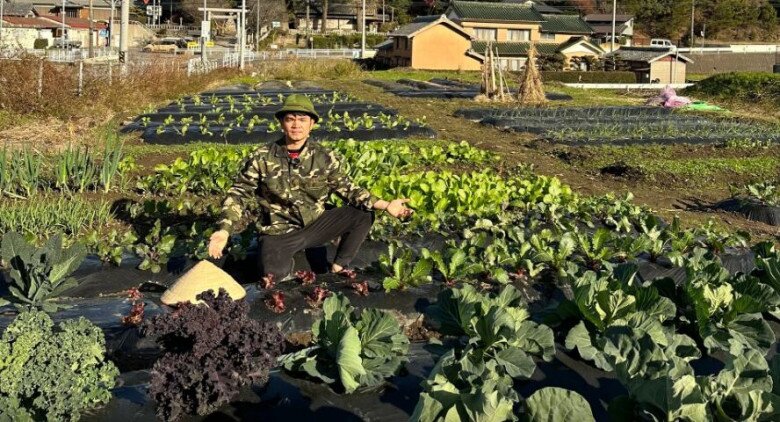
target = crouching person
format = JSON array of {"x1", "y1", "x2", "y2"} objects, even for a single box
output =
[{"x1": 207, "y1": 94, "x2": 412, "y2": 281}]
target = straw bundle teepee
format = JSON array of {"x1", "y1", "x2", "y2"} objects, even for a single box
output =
[
  {"x1": 161, "y1": 260, "x2": 246, "y2": 306},
  {"x1": 517, "y1": 43, "x2": 547, "y2": 105}
]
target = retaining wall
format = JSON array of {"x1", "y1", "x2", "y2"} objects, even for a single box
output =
[{"x1": 686, "y1": 52, "x2": 777, "y2": 74}]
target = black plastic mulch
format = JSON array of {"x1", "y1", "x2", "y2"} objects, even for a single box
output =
[
  {"x1": 139, "y1": 126, "x2": 437, "y2": 144},
  {"x1": 716, "y1": 198, "x2": 780, "y2": 227}
]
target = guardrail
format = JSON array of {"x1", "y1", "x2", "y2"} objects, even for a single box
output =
[
  {"x1": 563, "y1": 83, "x2": 694, "y2": 90},
  {"x1": 678, "y1": 45, "x2": 779, "y2": 54}
]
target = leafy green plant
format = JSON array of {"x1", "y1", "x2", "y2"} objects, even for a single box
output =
[
  {"x1": 279, "y1": 293, "x2": 409, "y2": 393},
  {"x1": 134, "y1": 219, "x2": 177, "y2": 273},
  {"x1": 426, "y1": 285, "x2": 555, "y2": 378},
  {"x1": 0, "y1": 232, "x2": 86, "y2": 312},
  {"x1": 85, "y1": 228, "x2": 138, "y2": 266},
  {"x1": 376, "y1": 241, "x2": 433, "y2": 291},
  {"x1": 0, "y1": 311, "x2": 119, "y2": 421}
]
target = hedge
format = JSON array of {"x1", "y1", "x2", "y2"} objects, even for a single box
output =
[
  {"x1": 682, "y1": 72, "x2": 780, "y2": 104},
  {"x1": 540, "y1": 71, "x2": 637, "y2": 83}
]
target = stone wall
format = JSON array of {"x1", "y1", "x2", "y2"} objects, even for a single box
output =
[{"x1": 686, "y1": 52, "x2": 777, "y2": 74}]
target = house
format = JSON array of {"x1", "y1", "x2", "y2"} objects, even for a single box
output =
[
  {"x1": 375, "y1": 14, "x2": 482, "y2": 70},
  {"x1": 39, "y1": 14, "x2": 108, "y2": 47},
  {"x1": 292, "y1": 1, "x2": 388, "y2": 33},
  {"x1": 377, "y1": 1, "x2": 602, "y2": 71},
  {"x1": 605, "y1": 47, "x2": 692, "y2": 84},
  {"x1": 0, "y1": 16, "x2": 59, "y2": 48},
  {"x1": 29, "y1": 0, "x2": 112, "y2": 21},
  {"x1": 2, "y1": 1, "x2": 37, "y2": 17},
  {"x1": 583, "y1": 13, "x2": 634, "y2": 49}
]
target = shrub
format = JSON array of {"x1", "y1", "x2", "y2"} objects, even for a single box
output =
[
  {"x1": 142, "y1": 289, "x2": 284, "y2": 421},
  {"x1": 683, "y1": 72, "x2": 780, "y2": 104},
  {"x1": 32, "y1": 38, "x2": 48, "y2": 49},
  {"x1": 540, "y1": 71, "x2": 637, "y2": 83},
  {"x1": 0, "y1": 311, "x2": 119, "y2": 421}
]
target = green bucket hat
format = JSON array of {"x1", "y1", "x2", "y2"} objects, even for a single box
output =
[{"x1": 274, "y1": 94, "x2": 320, "y2": 123}]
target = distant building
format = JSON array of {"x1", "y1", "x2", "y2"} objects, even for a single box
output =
[
  {"x1": 376, "y1": 1, "x2": 603, "y2": 71},
  {"x1": 292, "y1": 1, "x2": 389, "y2": 33},
  {"x1": 0, "y1": 15, "x2": 59, "y2": 48},
  {"x1": 583, "y1": 13, "x2": 634, "y2": 49},
  {"x1": 605, "y1": 47, "x2": 692, "y2": 84}
]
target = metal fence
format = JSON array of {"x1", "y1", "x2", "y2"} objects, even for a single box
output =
[
  {"x1": 23, "y1": 47, "x2": 120, "y2": 62},
  {"x1": 185, "y1": 49, "x2": 366, "y2": 76}
]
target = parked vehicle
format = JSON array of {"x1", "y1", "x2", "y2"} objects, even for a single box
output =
[
  {"x1": 142, "y1": 37, "x2": 184, "y2": 53},
  {"x1": 649, "y1": 38, "x2": 675, "y2": 50}
]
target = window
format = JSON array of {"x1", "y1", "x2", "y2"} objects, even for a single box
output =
[
  {"x1": 507, "y1": 29, "x2": 531, "y2": 42},
  {"x1": 474, "y1": 28, "x2": 497, "y2": 41},
  {"x1": 500, "y1": 58, "x2": 527, "y2": 72},
  {"x1": 540, "y1": 32, "x2": 555, "y2": 41}
]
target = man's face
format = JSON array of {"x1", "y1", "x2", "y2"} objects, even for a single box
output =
[{"x1": 281, "y1": 113, "x2": 314, "y2": 143}]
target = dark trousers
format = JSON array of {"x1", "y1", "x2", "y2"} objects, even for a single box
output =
[{"x1": 258, "y1": 206, "x2": 374, "y2": 278}]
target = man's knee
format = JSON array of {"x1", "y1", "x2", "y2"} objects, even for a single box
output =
[{"x1": 351, "y1": 206, "x2": 374, "y2": 227}]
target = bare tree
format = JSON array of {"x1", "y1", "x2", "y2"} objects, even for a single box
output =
[{"x1": 179, "y1": 0, "x2": 234, "y2": 23}]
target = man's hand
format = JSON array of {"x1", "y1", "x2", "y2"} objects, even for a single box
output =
[
  {"x1": 385, "y1": 198, "x2": 413, "y2": 220},
  {"x1": 208, "y1": 230, "x2": 229, "y2": 259}
]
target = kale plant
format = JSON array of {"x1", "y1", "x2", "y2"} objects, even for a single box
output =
[
  {"x1": 0, "y1": 311, "x2": 118, "y2": 421},
  {"x1": 0, "y1": 231, "x2": 86, "y2": 312},
  {"x1": 142, "y1": 289, "x2": 284, "y2": 421}
]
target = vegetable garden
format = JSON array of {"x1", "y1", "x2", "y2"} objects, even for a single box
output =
[
  {"x1": 125, "y1": 84, "x2": 435, "y2": 144},
  {"x1": 456, "y1": 106, "x2": 780, "y2": 146},
  {"x1": 2, "y1": 82, "x2": 780, "y2": 422}
]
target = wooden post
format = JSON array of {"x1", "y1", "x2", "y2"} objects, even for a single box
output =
[
  {"x1": 78, "y1": 61, "x2": 84, "y2": 96},
  {"x1": 489, "y1": 44, "x2": 497, "y2": 97},
  {"x1": 37, "y1": 60, "x2": 43, "y2": 98},
  {"x1": 108, "y1": 62, "x2": 113, "y2": 85}
]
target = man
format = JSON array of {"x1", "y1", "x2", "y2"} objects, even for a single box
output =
[{"x1": 207, "y1": 94, "x2": 413, "y2": 280}]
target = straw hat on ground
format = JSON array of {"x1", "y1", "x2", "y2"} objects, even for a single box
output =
[{"x1": 161, "y1": 260, "x2": 246, "y2": 306}]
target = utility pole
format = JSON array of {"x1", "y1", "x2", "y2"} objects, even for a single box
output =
[
  {"x1": 610, "y1": 0, "x2": 616, "y2": 54},
  {"x1": 1, "y1": 0, "x2": 5, "y2": 51},
  {"x1": 201, "y1": 0, "x2": 207, "y2": 61},
  {"x1": 109, "y1": 0, "x2": 115, "y2": 47},
  {"x1": 690, "y1": 0, "x2": 695, "y2": 47},
  {"x1": 255, "y1": 0, "x2": 259, "y2": 50},
  {"x1": 239, "y1": 0, "x2": 245, "y2": 69},
  {"x1": 119, "y1": 0, "x2": 128, "y2": 65},
  {"x1": 360, "y1": 0, "x2": 366, "y2": 58},
  {"x1": 89, "y1": 0, "x2": 94, "y2": 57},
  {"x1": 62, "y1": 0, "x2": 67, "y2": 48}
]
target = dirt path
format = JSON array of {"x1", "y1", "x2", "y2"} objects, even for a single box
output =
[{"x1": 321, "y1": 79, "x2": 779, "y2": 241}]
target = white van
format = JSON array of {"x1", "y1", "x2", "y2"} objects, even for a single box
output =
[{"x1": 649, "y1": 38, "x2": 675, "y2": 50}]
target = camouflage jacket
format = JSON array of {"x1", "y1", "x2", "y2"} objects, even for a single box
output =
[{"x1": 218, "y1": 138, "x2": 378, "y2": 235}]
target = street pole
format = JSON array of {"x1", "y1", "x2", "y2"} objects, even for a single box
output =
[
  {"x1": 690, "y1": 0, "x2": 695, "y2": 47},
  {"x1": 610, "y1": 0, "x2": 616, "y2": 54},
  {"x1": 610, "y1": 0, "x2": 616, "y2": 70},
  {"x1": 89, "y1": 0, "x2": 94, "y2": 58},
  {"x1": 255, "y1": 0, "x2": 259, "y2": 50},
  {"x1": 201, "y1": 0, "x2": 207, "y2": 62},
  {"x1": 0, "y1": 0, "x2": 5, "y2": 51},
  {"x1": 119, "y1": 0, "x2": 128, "y2": 65},
  {"x1": 360, "y1": 0, "x2": 365, "y2": 58},
  {"x1": 382, "y1": 0, "x2": 384, "y2": 24},
  {"x1": 62, "y1": 0, "x2": 67, "y2": 48},
  {"x1": 109, "y1": 0, "x2": 115, "y2": 47},
  {"x1": 239, "y1": 0, "x2": 245, "y2": 69}
]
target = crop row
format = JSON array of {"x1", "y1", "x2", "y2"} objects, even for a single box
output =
[{"x1": 138, "y1": 111, "x2": 424, "y2": 137}]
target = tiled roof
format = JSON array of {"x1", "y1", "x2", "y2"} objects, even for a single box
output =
[
  {"x1": 605, "y1": 47, "x2": 692, "y2": 63},
  {"x1": 39, "y1": 15, "x2": 107, "y2": 29},
  {"x1": 448, "y1": 1, "x2": 545, "y2": 22},
  {"x1": 539, "y1": 14, "x2": 593, "y2": 34},
  {"x1": 3, "y1": 2, "x2": 35, "y2": 16},
  {"x1": 501, "y1": 0, "x2": 563, "y2": 14},
  {"x1": 558, "y1": 36, "x2": 604, "y2": 53},
  {"x1": 389, "y1": 14, "x2": 470, "y2": 38},
  {"x1": 471, "y1": 41, "x2": 560, "y2": 56},
  {"x1": 1, "y1": 16, "x2": 59, "y2": 28},
  {"x1": 584, "y1": 14, "x2": 633, "y2": 23},
  {"x1": 589, "y1": 23, "x2": 629, "y2": 34}
]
